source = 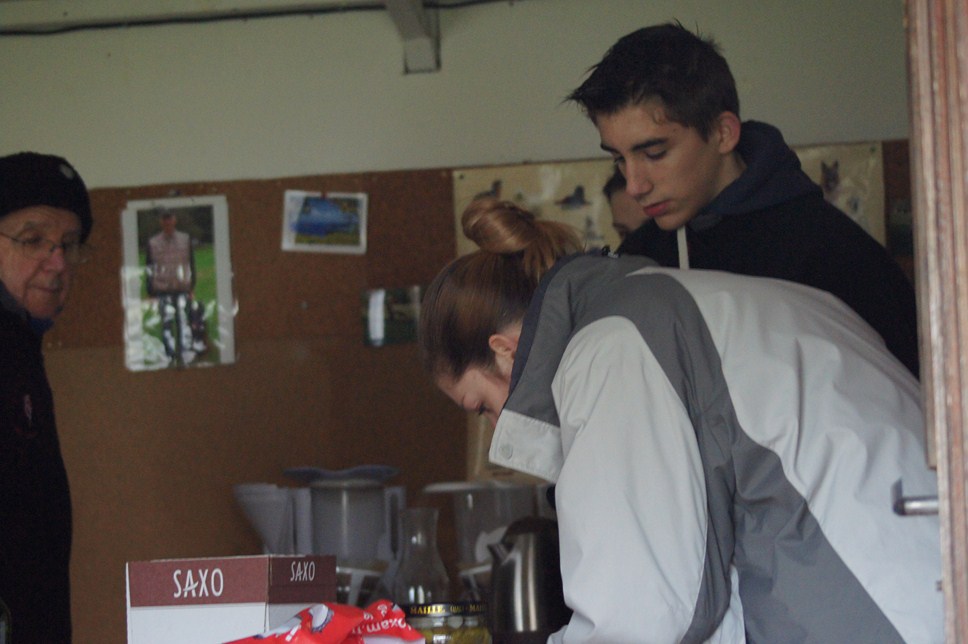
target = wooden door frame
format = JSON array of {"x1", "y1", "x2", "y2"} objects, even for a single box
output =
[{"x1": 906, "y1": 1, "x2": 968, "y2": 639}]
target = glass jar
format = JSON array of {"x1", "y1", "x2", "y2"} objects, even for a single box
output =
[
  {"x1": 404, "y1": 601, "x2": 491, "y2": 644},
  {"x1": 391, "y1": 507, "x2": 451, "y2": 605}
]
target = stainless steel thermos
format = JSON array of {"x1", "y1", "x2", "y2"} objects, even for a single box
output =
[{"x1": 487, "y1": 516, "x2": 572, "y2": 643}]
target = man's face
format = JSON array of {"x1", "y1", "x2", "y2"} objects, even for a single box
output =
[
  {"x1": 0, "y1": 206, "x2": 82, "y2": 319},
  {"x1": 608, "y1": 189, "x2": 649, "y2": 239},
  {"x1": 161, "y1": 214, "x2": 177, "y2": 234},
  {"x1": 597, "y1": 100, "x2": 741, "y2": 232}
]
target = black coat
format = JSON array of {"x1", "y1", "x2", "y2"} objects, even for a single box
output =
[
  {"x1": 618, "y1": 121, "x2": 920, "y2": 378},
  {"x1": 0, "y1": 288, "x2": 72, "y2": 643}
]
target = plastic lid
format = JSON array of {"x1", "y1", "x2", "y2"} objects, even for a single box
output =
[
  {"x1": 309, "y1": 478, "x2": 384, "y2": 489},
  {"x1": 285, "y1": 464, "x2": 399, "y2": 484},
  {"x1": 423, "y1": 480, "x2": 532, "y2": 494}
]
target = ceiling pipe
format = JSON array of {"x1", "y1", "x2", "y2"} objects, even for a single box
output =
[{"x1": 0, "y1": 1, "x2": 384, "y2": 35}]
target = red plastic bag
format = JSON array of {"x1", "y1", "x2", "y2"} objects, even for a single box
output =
[
  {"x1": 344, "y1": 599, "x2": 424, "y2": 643},
  {"x1": 225, "y1": 600, "x2": 423, "y2": 644}
]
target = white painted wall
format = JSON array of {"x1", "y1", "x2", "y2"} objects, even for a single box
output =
[{"x1": 0, "y1": 0, "x2": 909, "y2": 188}]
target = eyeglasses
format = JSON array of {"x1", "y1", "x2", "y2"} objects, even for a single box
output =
[{"x1": 0, "y1": 231, "x2": 92, "y2": 265}]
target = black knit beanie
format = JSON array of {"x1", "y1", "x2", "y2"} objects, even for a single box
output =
[{"x1": 0, "y1": 152, "x2": 93, "y2": 242}]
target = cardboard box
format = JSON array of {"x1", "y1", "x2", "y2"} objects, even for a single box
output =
[{"x1": 126, "y1": 554, "x2": 336, "y2": 644}]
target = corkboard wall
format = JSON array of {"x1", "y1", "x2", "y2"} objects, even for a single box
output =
[
  {"x1": 48, "y1": 168, "x2": 459, "y2": 346},
  {"x1": 43, "y1": 168, "x2": 468, "y2": 643}
]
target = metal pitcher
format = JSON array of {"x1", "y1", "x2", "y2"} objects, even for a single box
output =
[{"x1": 487, "y1": 516, "x2": 572, "y2": 642}]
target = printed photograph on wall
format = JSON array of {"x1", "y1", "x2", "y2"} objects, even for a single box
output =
[
  {"x1": 361, "y1": 285, "x2": 423, "y2": 347},
  {"x1": 281, "y1": 190, "x2": 367, "y2": 254},
  {"x1": 121, "y1": 195, "x2": 236, "y2": 371},
  {"x1": 452, "y1": 159, "x2": 616, "y2": 257},
  {"x1": 793, "y1": 141, "x2": 886, "y2": 245},
  {"x1": 454, "y1": 148, "x2": 888, "y2": 259}
]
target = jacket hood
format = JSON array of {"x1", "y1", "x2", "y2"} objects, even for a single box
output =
[{"x1": 690, "y1": 121, "x2": 821, "y2": 231}]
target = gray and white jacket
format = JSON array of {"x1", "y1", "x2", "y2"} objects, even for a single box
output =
[{"x1": 489, "y1": 253, "x2": 941, "y2": 643}]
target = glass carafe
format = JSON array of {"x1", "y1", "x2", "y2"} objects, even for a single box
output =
[{"x1": 391, "y1": 507, "x2": 450, "y2": 605}]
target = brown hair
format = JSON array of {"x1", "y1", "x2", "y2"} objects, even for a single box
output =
[
  {"x1": 419, "y1": 198, "x2": 584, "y2": 380},
  {"x1": 567, "y1": 22, "x2": 738, "y2": 140}
]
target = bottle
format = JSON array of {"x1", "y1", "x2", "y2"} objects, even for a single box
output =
[
  {"x1": 391, "y1": 506, "x2": 451, "y2": 606},
  {"x1": 0, "y1": 596, "x2": 10, "y2": 644}
]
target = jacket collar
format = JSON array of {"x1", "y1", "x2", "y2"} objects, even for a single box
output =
[{"x1": 0, "y1": 281, "x2": 54, "y2": 334}]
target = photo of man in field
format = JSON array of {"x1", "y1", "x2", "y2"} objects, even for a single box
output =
[{"x1": 137, "y1": 204, "x2": 219, "y2": 368}]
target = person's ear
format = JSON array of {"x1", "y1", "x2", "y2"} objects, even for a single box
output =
[
  {"x1": 714, "y1": 111, "x2": 742, "y2": 154},
  {"x1": 489, "y1": 331, "x2": 519, "y2": 378}
]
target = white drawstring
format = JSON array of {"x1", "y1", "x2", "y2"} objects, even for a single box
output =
[{"x1": 677, "y1": 226, "x2": 690, "y2": 269}]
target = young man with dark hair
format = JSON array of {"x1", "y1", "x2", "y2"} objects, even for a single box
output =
[{"x1": 569, "y1": 23, "x2": 920, "y2": 377}]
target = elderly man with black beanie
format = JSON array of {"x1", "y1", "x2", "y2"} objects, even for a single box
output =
[{"x1": 0, "y1": 151, "x2": 93, "y2": 643}]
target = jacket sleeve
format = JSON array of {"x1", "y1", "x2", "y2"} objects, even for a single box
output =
[{"x1": 548, "y1": 317, "x2": 742, "y2": 643}]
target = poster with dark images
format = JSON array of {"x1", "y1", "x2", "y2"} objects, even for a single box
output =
[
  {"x1": 452, "y1": 159, "x2": 617, "y2": 257},
  {"x1": 793, "y1": 141, "x2": 885, "y2": 245}
]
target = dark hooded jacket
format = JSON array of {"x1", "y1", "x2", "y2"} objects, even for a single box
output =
[
  {"x1": 0, "y1": 282, "x2": 72, "y2": 643},
  {"x1": 617, "y1": 120, "x2": 920, "y2": 377}
]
